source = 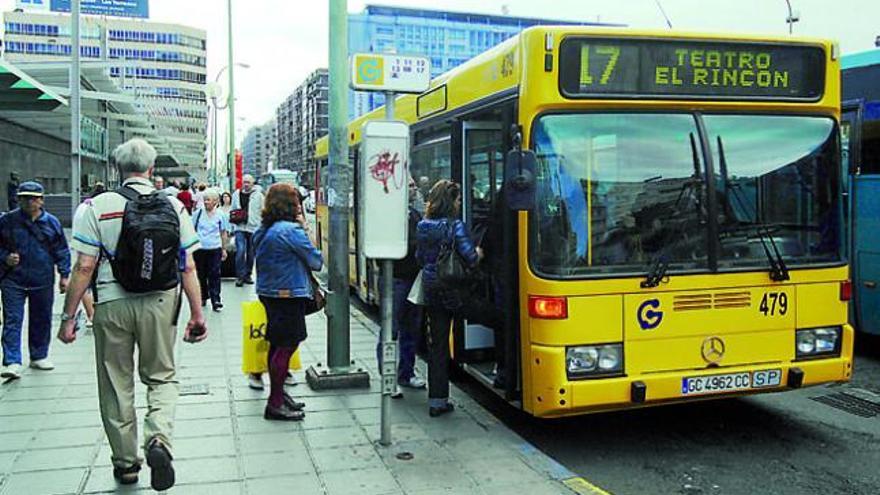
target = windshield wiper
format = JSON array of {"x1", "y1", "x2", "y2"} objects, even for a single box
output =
[
  {"x1": 641, "y1": 133, "x2": 703, "y2": 289},
  {"x1": 716, "y1": 136, "x2": 790, "y2": 282}
]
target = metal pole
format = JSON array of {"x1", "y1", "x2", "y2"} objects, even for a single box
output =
[
  {"x1": 70, "y1": 0, "x2": 82, "y2": 216},
  {"x1": 227, "y1": 0, "x2": 236, "y2": 192},
  {"x1": 379, "y1": 91, "x2": 397, "y2": 446},
  {"x1": 785, "y1": 0, "x2": 794, "y2": 34},
  {"x1": 327, "y1": 0, "x2": 351, "y2": 371}
]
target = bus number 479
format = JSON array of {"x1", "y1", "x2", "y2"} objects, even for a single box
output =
[{"x1": 759, "y1": 292, "x2": 788, "y2": 316}]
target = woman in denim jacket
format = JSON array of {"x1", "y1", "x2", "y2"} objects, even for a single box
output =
[
  {"x1": 253, "y1": 184, "x2": 323, "y2": 421},
  {"x1": 416, "y1": 180, "x2": 500, "y2": 417}
]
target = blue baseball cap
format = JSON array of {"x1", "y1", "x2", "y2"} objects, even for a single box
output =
[{"x1": 17, "y1": 181, "x2": 44, "y2": 197}]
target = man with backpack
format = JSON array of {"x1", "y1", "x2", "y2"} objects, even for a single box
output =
[
  {"x1": 57, "y1": 138, "x2": 206, "y2": 492},
  {"x1": 0, "y1": 181, "x2": 71, "y2": 380}
]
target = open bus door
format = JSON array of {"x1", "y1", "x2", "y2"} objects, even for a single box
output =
[{"x1": 844, "y1": 99, "x2": 880, "y2": 335}]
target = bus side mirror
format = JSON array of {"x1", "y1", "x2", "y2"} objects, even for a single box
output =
[{"x1": 505, "y1": 150, "x2": 536, "y2": 211}]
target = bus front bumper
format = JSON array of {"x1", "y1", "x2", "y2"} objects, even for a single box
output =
[{"x1": 529, "y1": 354, "x2": 852, "y2": 418}]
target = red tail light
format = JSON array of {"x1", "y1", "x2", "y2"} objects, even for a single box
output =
[
  {"x1": 528, "y1": 296, "x2": 568, "y2": 319},
  {"x1": 840, "y1": 280, "x2": 852, "y2": 301}
]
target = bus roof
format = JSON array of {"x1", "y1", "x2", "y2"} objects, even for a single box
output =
[
  {"x1": 842, "y1": 48, "x2": 880, "y2": 70},
  {"x1": 315, "y1": 26, "x2": 836, "y2": 158}
]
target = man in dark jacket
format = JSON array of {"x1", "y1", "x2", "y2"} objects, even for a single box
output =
[
  {"x1": 0, "y1": 181, "x2": 71, "y2": 379},
  {"x1": 377, "y1": 177, "x2": 427, "y2": 395}
]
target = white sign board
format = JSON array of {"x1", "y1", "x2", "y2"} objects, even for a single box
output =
[
  {"x1": 350, "y1": 53, "x2": 431, "y2": 93},
  {"x1": 360, "y1": 121, "x2": 410, "y2": 259}
]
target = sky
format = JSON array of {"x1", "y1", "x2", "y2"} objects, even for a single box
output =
[{"x1": 2, "y1": 0, "x2": 879, "y2": 148}]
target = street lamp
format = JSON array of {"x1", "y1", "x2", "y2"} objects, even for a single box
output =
[
  {"x1": 784, "y1": 0, "x2": 800, "y2": 34},
  {"x1": 208, "y1": 62, "x2": 249, "y2": 186}
]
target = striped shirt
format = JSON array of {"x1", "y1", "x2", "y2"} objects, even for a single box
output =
[{"x1": 70, "y1": 176, "x2": 200, "y2": 304}]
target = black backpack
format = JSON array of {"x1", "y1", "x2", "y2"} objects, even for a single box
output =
[{"x1": 103, "y1": 186, "x2": 181, "y2": 294}]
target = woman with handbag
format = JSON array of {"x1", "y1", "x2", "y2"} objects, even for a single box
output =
[
  {"x1": 253, "y1": 183, "x2": 323, "y2": 421},
  {"x1": 416, "y1": 180, "x2": 500, "y2": 417}
]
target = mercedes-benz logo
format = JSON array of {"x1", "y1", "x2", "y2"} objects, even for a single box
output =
[{"x1": 701, "y1": 336, "x2": 726, "y2": 365}]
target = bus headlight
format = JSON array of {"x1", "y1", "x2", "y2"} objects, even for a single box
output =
[
  {"x1": 795, "y1": 327, "x2": 841, "y2": 359},
  {"x1": 566, "y1": 344, "x2": 624, "y2": 378}
]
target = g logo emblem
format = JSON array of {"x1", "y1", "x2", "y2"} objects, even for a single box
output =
[
  {"x1": 637, "y1": 299, "x2": 663, "y2": 330},
  {"x1": 701, "y1": 336, "x2": 726, "y2": 365},
  {"x1": 357, "y1": 57, "x2": 383, "y2": 85}
]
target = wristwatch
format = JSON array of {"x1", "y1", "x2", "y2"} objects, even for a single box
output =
[{"x1": 60, "y1": 312, "x2": 76, "y2": 322}]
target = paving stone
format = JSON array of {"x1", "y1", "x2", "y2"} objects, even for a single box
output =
[
  {"x1": 242, "y1": 451, "x2": 314, "y2": 478},
  {"x1": 0, "y1": 385, "x2": 63, "y2": 402},
  {"x1": 337, "y1": 393, "x2": 382, "y2": 410},
  {"x1": 391, "y1": 461, "x2": 479, "y2": 492},
  {"x1": 312, "y1": 444, "x2": 384, "y2": 473},
  {"x1": 375, "y1": 439, "x2": 455, "y2": 467},
  {"x1": 175, "y1": 402, "x2": 232, "y2": 420},
  {"x1": 30, "y1": 426, "x2": 103, "y2": 449},
  {"x1": 82, "y1": 466, "x2": 146, "y2": 494},
  {"x1": 321, "y1": 466, "x2": 400, "y2": 495},
  {"x1": 299, "y1": 410, "x2": 358, "y2": 430},
  {"x1": 0, "y1": 431, "x2": 33, "y2": 452},
  {"x1": 304, "y1": 426, "x2": 371, "y2": 450},
  {"x1": 54, "y1": 397, "x2": 100, "y2": 413},
  {"x1": 172, "y1": 456, "x2": 240, "y2": 485},
  {"x1": 42, "y1": 411, "x2": 102, "y2": 430},
  {"x1": 366, "y1": 422, "x2": 430, "y2": 443},
  {"x1": 173, "y1": 435, "x2": 237, "y2": 460},
  {"x1": 13, "y1": 445, "x2": 96, "y2": 472},
  {"x1": 174, "y1": 417, "x2": 234, "y2": 438},
  {"x1": 236, "y1": 415, "x2": 303, "y2": 434},
  {"x1": 239, "y1": 431, "x2": 306, "y2": 455},
  {"x1": 0, "y1": 414, "x2": 45, "y2": 434},
  {"x1": 0, "y1": 399, "x2": 56, "y2": 416},
  {"x1": 0, "y1": 452, "x2": 18, "y2": 473},
  {"x1": 245, "y1": 472, "x2": 323, "y2": 494},
  {"x1": 1, "y1": 467, "x2": 86, "y2": 495},
  {"x1": 462, "y1": 458, "x2": 549, "y2": 488}
]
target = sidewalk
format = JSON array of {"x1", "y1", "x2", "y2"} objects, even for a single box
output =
[{"x1": 0, "y1": 281, "x2": 578, "y2": 494}]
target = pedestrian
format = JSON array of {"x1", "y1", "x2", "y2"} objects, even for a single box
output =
[
  {"x1": 177, "y1": 182, "x2": 194, "y2": 214},
  {"x1": 253, "y1": 183, "x2": 322, "y2": 421},
  {"x1": 192, "y1": 189, "x2": 230, "y2": 312},
  {"x1": 377, "y1": 176, "x2": 426, "y2": 397},
  {"x1": 231, "y1": 174, "x2": 263, "y2": 287},
  {"x1": 91, "y1": 182, "x2": 107, "y2": 198},
  {"x1": 153, "y1": 175, "x2": 165, "y2": 191},
  {"x1": 0, "y1": 181, "x2": 71, "y2": 379},
  {"x1": 220, "y1": 191, "x2": 233, "y2": 214},
  {"x1": 193, "y1": 183, "x2": 207, "y2": 211},
  {"x1": 416, "y1": 179, "x2": 500, "y2": 417},
  {"x1": 57, "y1": 138, "x2": 206, "y2": 491},
  {"x1": 6, "y1": 172, "x2": 19, "y2": 211}
]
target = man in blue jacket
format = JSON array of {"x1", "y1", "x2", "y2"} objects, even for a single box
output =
[{"x1": 0, "y1": 181, "x2": 71, "y2": 379}]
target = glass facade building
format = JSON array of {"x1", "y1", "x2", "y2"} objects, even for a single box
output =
[
  {"x1": 347, "y1": 5, "x2": 613, "y2": 118},
  {"x1": 1, "y1": 10, "x2": 208, "y2": 172}
]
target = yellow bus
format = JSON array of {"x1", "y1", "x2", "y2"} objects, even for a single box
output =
[{"x1": 315, "y1": 26, "x2": 852, "y2": 417}]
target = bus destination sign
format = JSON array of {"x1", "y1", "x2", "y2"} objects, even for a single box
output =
[{"x1": 559, "y1": 38, "x2": 826, "y2": 101}]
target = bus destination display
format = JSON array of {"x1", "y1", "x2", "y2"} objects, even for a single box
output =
[{"x1": 559, "y1": 38, "x2": 826, "y2": 100}]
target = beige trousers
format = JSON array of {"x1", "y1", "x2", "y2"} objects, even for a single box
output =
[{"x1": 92, "y1": 289, "x2": 178, "y2": 468}]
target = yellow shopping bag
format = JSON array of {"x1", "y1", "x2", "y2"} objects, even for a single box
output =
[{"x1": 241, "y1": 301, "x2": 302, "y2": 374}]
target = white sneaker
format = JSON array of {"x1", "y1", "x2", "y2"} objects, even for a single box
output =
[
  {"x1": 284, "y1": 372, "x2": 297, "y2": 386},
  {"x1": 247, "y1": 373, "x2": 264, "y2": 390},
  {"x1": 1, "y1": 363, "x2": 23, "y2": 378},
  {"x1": 400, "y1": 375, "x2": 427, "y2": 389},
  {"x1": 30, "y1": 359, "x2": 55, "y2": 371}
]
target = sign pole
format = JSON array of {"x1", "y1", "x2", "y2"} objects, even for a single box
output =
[
  {"x1": 379, "y1": 91, "x2": 397, "y2": 446},
  {"x1": 70, "y1": 0, "x2": 82, "y2": 218},
  {"x1": 305, "y1": 0, "x2": 369, "y2": 391}
]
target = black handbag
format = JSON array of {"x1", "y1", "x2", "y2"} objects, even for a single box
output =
[
  {"x1": 436, "y1": 222, "x2": 470, "y2": 287},
  {"x1": 303, "y1": 273, "x2": 326, "y2": 316}
]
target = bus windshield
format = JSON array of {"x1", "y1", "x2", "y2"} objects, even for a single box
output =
[{"x1": 531, "y1": 113, "x2": 841, "y2": 278}]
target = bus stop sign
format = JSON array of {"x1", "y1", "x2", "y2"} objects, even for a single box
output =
[
  {"x1": 360, "y1": 121, "x2": 410, "y2": 259},
  {"x1": 350, "y1": 53, "x2": 431, "y2": 93}
]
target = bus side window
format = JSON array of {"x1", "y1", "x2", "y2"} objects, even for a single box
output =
[
  {"x1": 411, "y1": 126, "x2": 452, "y2": 200},
  {"x1": 863, "y1": 119, "x2": 880, "y2": 175}
]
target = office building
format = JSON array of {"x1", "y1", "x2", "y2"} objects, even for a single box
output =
[
  {"x1": 2, "y1": 9, "x2": 208, "y2": 175},
  {"x1": 347, "y1": 4, "x2": 614, "y2": 117},
  {"x1": 275, "y1": 68, "x2": 328, "y2": 174},
  {"x1": 242, "y1": 120, "x2": 277, "y2": 179}
]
